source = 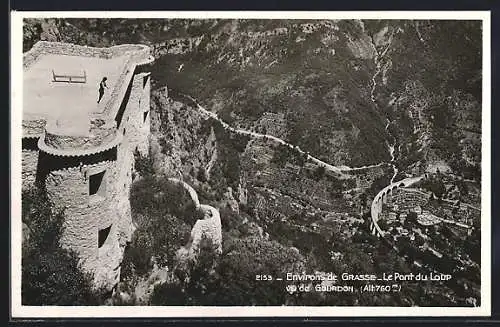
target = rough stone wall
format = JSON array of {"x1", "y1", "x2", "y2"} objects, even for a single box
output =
[
  {"x1": 43, "y1": 133, "x2": 138, "y2": 290},
  {"x1": 139, "y1": 73, "x2": 151, "y2": 156},
  {"x1": 44, "y1": 159, "x2": 116, "y2": 280},
  {"x1": 168, "y1": 178, "x2": 222, "y2": 258},
  {"x1": 23, "y1": 41, "x2": 150, "y2": 69},
  {"x1": 95, "y1": 138, "x2": 135, "y2": 288},
  {"x1": 44, "y1": 124, "x2": 116, "y2": 150},
  {"x1": 23, "y1": 119, "x2": 46, "y2": 138},
  {"x1": 190, "y1": 204, "x2": 223, "y2": 255},
  {"x1": 124, "y1": 72, "x2": 151, "y2": 156},
  {"x1": 101, "y1": 56, "x2": 153, "y2": 122}
]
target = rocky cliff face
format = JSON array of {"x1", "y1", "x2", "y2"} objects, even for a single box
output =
[
  {"x1": 362, "y1": 21, "x2": 482, "y2": 180},
  {"x1": 149, "y1": 86, "x2": 217, "y2": 180}
]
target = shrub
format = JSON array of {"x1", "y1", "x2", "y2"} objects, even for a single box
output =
[
  {"x1": 133, "y1": 149, "x2": 155, "y2": 178},
  {"x1": 22, "y1": 247, "x2": 99, "y2": 305},
  {"x1": 22, "y1": 188, "x2": 64, "y2": 251},
  {"x1": 207, "y1": 238, "x2": 307, "y2": 306},
  {"x1": 312, "y1": 165, "x2": 326, "y2": 181},
  {"x1": 21, "y1": 188, "x2": 99, "y2": 305},
  {"x1": 407, "y1": 211, "x2": 418, "y2": 223},
  {"x1": 151, "y1": 236, "x2": 219, "y2": 306},
  {"x1": 127, "y1": 175, "x2": 196, "y2": 268},
  {"x1": 421, "y1": 176, "x2": 446, "y2": 199}
]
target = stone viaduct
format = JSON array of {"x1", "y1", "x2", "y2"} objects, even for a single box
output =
[
  {"x1": 22, "y1": 41, "x2": 154, "y2": 290},
  {"x1": 369, "y1": 175, "x2": 424, "y2": 237}
]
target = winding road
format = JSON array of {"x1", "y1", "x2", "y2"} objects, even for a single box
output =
[{"x1": 181, "y1": 94, "x2": 386, "y2": 177}]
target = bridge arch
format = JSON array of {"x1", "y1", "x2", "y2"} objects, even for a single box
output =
[{"x1": 369, "y1": 175, "x2": 424, "y2": 238}]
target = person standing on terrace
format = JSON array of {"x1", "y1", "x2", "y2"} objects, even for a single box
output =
[{"x1": 97, "y1": 77, "x2": 108, "y2": 103}]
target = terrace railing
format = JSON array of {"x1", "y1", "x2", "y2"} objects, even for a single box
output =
[{"x1": 52, "y1": 69, "x2": 87, "y2": 83}]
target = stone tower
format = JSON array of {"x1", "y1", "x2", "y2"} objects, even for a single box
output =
[{"x1": 22, "y1": 41, "x2": 154, "y2": 290}]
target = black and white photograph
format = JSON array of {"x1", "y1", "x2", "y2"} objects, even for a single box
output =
[{"x1": 10, "y1": 11, "x2": 491, "y2": 317}]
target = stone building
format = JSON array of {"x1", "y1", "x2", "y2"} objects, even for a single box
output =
[{"x1": 22, "y1": 41, "x2": 154, "y2": 290}]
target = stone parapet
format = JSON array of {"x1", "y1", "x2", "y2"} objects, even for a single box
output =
[
  {"x1": 23, "y1": 119, "x2": 46, "y2": 138},
  {"x1": 43, "y1": 118, "x2": 117, "y2": 151},
  {"x1": 38, "y1": 130, "x2": 123, "y2": 157},
  {"x1": 167, "y1": 178, "x2": 223, "y2": 257},
  {"x1": 135, "y1": 55, "x2": 155, "y2": 72},
  {"x1": 23, "y1": 41, "x2": 151, "y2": 69}
]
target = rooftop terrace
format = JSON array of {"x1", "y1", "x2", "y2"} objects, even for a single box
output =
[
  {"x1": 24, "y1": 54, "x2": 129, "y2": 137},
  {"x1": 22, "y1": 41, "x2": 154, "y2": 155}
]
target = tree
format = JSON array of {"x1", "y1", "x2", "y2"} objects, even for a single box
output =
[
  {"x1": 134, "y1": 149, "x2": 155, "y2": 178},
  {"x1": 22, "y1": 247, "x2": 99, "y2": 305},
  {"x1": 407, "y1": 211, "x2": 418, "y2": 224},
  {"x1": 151, "y1": 236, "x2": 220, "y2": 306},
  {"x1": 120, "y1": 230, "x2": 154, "y2": 278},
  {"x1": 360, "y1": 193, "x2": 368, "y2": 207},
  {"x1": 22, "y1": 188, "x2": 99, "y2": 305},
  {"x1": 377, "y1": 219, "x2": 389, "y2": 231},
  {"x1": 368, "y1": 174, "x2": 391, "y2": 198},
  {"x1": 153, "y1": 237, "x2": 310, "y2": 306},
  {"x1": 270, "y1": 144, "x2": 289, "y2": 168},
  {"x1": 421, "y1": 176, "x2": 446, "y2": 199},
  {"x1": 22, "y1": 187, "x2": 63, "y2": 251},
  {"x1": 327, "y1": 176, "x2": 343, "y2": 198},
  {"x1": 312, "y1": 165, "x2": 326, "y2": 181},
  {"x1": 197, "y1": 167, "x2": 208, "y2": 182}
]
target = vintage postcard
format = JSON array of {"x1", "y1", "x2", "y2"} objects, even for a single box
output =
[{"x1": 10, "y1": 10, "x2": 491, "y2": 317}]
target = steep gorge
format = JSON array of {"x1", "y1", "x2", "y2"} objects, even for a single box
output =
[{"x1": 368, "y1": 25, "x2": 400, "y2": 183}]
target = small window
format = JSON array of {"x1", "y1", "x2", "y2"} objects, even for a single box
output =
[
  {"x1": 143, "y1": 75, "x2": 149, "y2": 88},
  {"x1": 89, "y1": 171, "x2": 106, "y2": 196},
  {"x1": 123, "y1": 128, "x2": 126, "y2": 135},
  {"x1": 98, "y1": 225, "x2": 111, "y2": 248},
  {"x1": 143, "y1": 111, "x2": 149, "y2": 123}
]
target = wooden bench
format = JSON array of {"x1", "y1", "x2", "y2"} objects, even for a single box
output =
[{"x1": 52, "y1": 70, "x2": 87, "y2": 83}]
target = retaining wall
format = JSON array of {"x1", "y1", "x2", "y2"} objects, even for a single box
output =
[{"x1": 167, "y1": 178, "x2": 222, "y2": 257}]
